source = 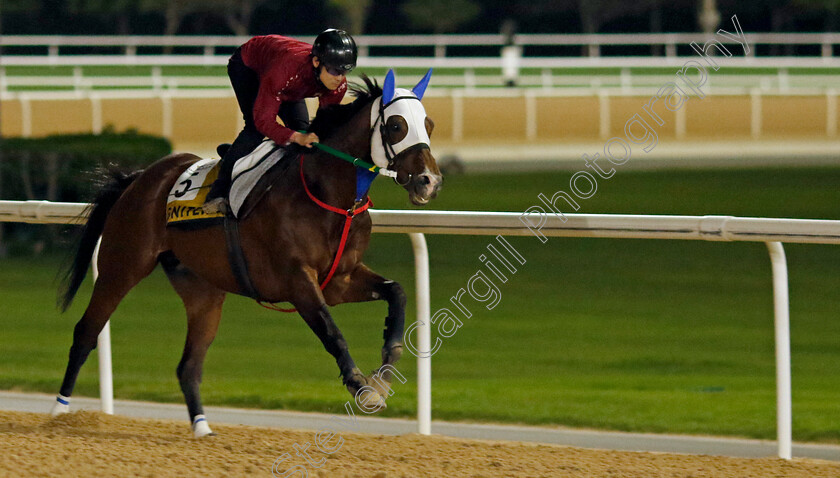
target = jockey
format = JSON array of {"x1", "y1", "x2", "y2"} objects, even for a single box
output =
[{"x1": 203, "y1": 29, "x2": 357, "y2": 212}]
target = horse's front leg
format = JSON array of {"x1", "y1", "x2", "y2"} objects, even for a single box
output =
[
  {"x1": 293, "y1": 267, "x2": 386, "y2": 410},
  {"x1": 325, "y1": 264, "x2": 406, "y2": 400}
]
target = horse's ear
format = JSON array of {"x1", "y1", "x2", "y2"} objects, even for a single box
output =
[
  {"x1": 382, "y1": 69, "x2": 396, "y2": 104},
  {"x1": 412, "y1": 68, "x2": 433, "y2": 100}
]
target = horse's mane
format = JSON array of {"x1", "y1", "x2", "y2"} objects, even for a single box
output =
[{"x1": 308, "y1": 75, "x2": 382, "y2": 140}]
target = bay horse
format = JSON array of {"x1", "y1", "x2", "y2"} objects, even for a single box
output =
[{"x1": 51, "y1": 70, "x2": 442, "y2": 437}]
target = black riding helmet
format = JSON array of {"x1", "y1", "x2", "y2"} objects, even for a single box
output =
[{"x1": 312, "y1": 29, "x2": 357, "y2": 75}]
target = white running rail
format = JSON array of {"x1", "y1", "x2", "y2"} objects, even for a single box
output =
[
  {"x1": 3, "y1": 33, "x2": 840, "y2": 58},
  {"x1": 4, "y1": 200, "x2": 840, "y2": 459},
  {"x1": 5, "y1": 54, "x2": 840, "y2": 69}
]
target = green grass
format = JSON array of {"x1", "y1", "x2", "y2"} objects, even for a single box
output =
[
  {"x1": 5, "y1": 64, "x2": 838, "y2": 94},
  {"x1": 2, "y1": 166, "x2": 840, "y2": 442}
]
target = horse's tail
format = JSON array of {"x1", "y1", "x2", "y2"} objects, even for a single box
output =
[{"x1": 59, "y1": 168, "x2": 142, "y2": 312}]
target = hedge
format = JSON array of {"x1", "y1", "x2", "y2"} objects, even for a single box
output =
[
  {"x1": 0, "y1": 129, "x2": 172, "y2": 255},
  {"x1": 0, "y1": 129, "x2": 172, "y2": 203}
]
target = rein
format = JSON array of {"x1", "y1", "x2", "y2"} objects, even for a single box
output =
[
  {"x1": 298, "y1": 131, "x2": 397, "y2": 179},
  {"x1": 258, "y1": 154, "x2": 372, "y2": 313}
]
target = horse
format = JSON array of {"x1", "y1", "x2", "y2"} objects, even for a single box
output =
[{"x1": 51, "y1": 70, "x2": 442, "y2": 437}]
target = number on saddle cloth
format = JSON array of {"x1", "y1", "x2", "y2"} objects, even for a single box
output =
[{"x1": 166, "y1": 158, "x2": 224, "y2": 227}]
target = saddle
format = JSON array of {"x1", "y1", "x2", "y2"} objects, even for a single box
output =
[{"x1": 165, "y1": 140, "x2": 295, "y2": 228}]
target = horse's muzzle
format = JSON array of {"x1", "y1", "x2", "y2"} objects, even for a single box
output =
[{"x1": 408, "y1": 170, "x2": 442, "y2": 206}]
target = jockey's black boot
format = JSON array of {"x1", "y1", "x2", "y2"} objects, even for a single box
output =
[{"x1": 216, "y1": 143, "x2": 232, "y2": 157}]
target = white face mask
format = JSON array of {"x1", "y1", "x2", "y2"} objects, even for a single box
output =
[
  {"x1": 367, "y1": 69, "x2": 434, "y2": 170},
  {"x1": 369, "y1": 89, "x2": 431, "y2": 169}
]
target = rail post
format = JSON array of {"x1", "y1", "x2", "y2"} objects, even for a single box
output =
[
  {"x1": 410, "y1": 233, "x2": 432, "y2": 435},
  {"x1": 766, "y1": 241, "x2": 792, "y2": 459},
  {"x1": 92, "y1": 237, "x2": 114, "y2": 415}
]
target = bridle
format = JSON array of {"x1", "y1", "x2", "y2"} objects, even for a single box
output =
[{"x1": 369, "y1": 92, "x2": 431, "y2": 187}]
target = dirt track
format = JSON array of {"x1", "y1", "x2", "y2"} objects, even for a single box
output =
[{"x1": 1, "y1": 411, "x2": 839, "y2": 477}]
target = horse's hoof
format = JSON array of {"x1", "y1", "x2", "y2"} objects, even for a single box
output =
[
  {"x1": 381, "y1": 344, "x2": 403, "y2": 364},
  {"x1": 370, "y1": 381, "x2": 391, "y2": 399},
  {"x1": 50, "y1": 396, "x2": 70, "y2": 416},
  {"x1": 368, "y1": 370, "x2": 393, "y2": 399},
  {"x1": 344, "y1": 369, "x2": 387, "y2": 413},
  {"x1": 344, "y1": 368, "x2": 368, "y2": 394},
  {"x1": 192, "y1": 415, "x2": 215, "y2": 438},
  {"x1": 354, "y1": 386, "x2": 387, "y2": 413}
]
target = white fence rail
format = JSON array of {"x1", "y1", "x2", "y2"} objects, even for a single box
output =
[
  {"x1": 4, "y1": 33, "x2": 840, "y2": 92},
  {"x1": 5, "y1": 54, "x2": 840, "y2": 70},
  {"x1": 3, "y1": 33, "x2": 840, "y2": 58},
  {"x1": 4, "y1": 66, "x2": 839, "y2": 93},
  {"x1": 4, "y1": 33, "x2": 840, "y2": 74},
  {"x1": 3, "y1": 199, "x2": 840, "y2": 459}
]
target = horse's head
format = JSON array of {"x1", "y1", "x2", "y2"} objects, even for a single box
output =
[{"x1": 370, "y1": 69, "x2": 442, "y2": 206}]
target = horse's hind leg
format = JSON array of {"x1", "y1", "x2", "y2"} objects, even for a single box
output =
[
  {"x1": 160, "y1": 252, "x2": 225, "y2": 438},
  {"x1": 53, "y1": 242, "x2": 160, "y2": 414}
]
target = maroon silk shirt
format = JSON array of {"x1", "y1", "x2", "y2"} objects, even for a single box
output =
[{"x1": 240, "y1": 35, "x2": 348, "y2": 145}]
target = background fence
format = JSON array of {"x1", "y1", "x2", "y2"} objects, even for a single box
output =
[
  {"x1": 2, "y1": 89, "x2": 837, "y2": 152},
  {"x1": 5, "y1": 33, "x2": 840, "y2": 92},
  {"x1": 4, "y1": 34, "x2": 840, "y2": 161},
  {"x1": 5, "y1": 33, "x2": 840, "y2": 59},
  {"x1": 6, "y1": 65, "x2": 840, "y2": 92}
]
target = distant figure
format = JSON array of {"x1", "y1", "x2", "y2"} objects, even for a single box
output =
[
  {"x1": 204, "y1": 29, "x2": 358, "y2": 212},
  {"x1": 500, "y1": 19, "x2": 521, "y2": 87}
]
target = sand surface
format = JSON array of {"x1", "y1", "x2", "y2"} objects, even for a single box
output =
[{"x1": 1, "y1": 410, "x2": 838, "y2": 477}]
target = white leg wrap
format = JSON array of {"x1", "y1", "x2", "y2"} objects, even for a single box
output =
[
  {"x1": 50, "y1": 395, "x2": 70, "y2": 416},
  {"x1": 192, "y1": 415, "x2": 214, "y2": 438}
]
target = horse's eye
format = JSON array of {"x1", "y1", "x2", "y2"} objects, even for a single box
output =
[{"x1": 386, "y1": 116, "x2": 409, "y2": 144}]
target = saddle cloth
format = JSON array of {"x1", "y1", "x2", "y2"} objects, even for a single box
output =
[{"x1": 166, "y1": 140, "x2": 288, "y2": 227}]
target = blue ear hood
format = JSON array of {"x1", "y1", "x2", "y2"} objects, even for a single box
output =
[
  {"x1": 412, "y1": 68, "x2": 433, "y2": 100},
  {"x1": 382, "y1": 69, "x2": 396, "y2": 104}
]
